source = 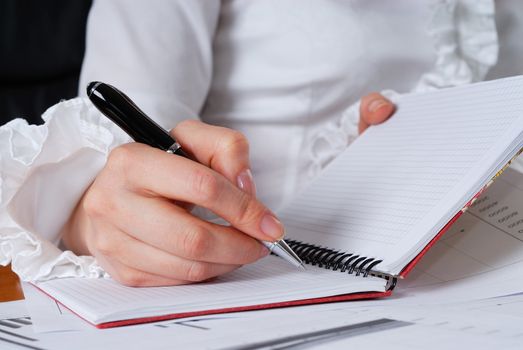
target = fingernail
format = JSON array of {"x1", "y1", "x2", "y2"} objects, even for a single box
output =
[
  {"x1": 260, "y1": 214, "x2": 284, "y2": 241},
  {"x1": 368, "y1": 99, "x2": 389, "y2": 113},
  {"x1": 259, "y1": 244, "x2": 270, "y2": 258},
  {"x1": 237, "y1": 169, "x2": 257, "y2": 197}
]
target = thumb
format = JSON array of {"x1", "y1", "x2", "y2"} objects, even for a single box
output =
[{"x1": 359, "y1": 93, "x2": 395, "y2": 134}]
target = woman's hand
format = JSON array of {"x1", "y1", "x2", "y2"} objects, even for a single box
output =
[
  {"x1": 61, "y1": 120, "x2": 280, "y2": 287},
  {"x1": 359, "y1": 93, "x2": 395, "y2": 134}
]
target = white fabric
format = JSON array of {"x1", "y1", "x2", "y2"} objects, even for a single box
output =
[
  {"x1": 0, "y1": 0, "x2": 507, "y2": 281},
  {"x1": 0, "y1": 99, "x2": 130, "y2": 280}
]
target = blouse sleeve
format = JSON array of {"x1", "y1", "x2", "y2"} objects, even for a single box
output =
[
  {"x1": 0, "y1": 0, "x2": 220, "y2": 282},
  {"x1": 79, "y1": 0, "x2": 221, "y2": 129}
]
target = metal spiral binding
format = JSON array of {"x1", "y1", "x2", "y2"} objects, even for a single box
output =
[{"x1": 286, "y1": 239, "x2": 397, "y2": 290}]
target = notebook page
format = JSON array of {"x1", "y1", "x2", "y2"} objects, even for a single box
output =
[
  {"x1": 279, "y1": 76, "x2": 523, "y2": 275},
  {"x1": 35, "y1": 256, "x2": 386, "y2": 325}
]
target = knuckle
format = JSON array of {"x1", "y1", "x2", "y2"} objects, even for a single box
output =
[
  {"x1": 185, "y1": 262, "x2": 211, "y2": 282},
  {"x1": 83, "y1": 182, "x2": 121, "y2": 219},
  {"x1": 106, "y1": 145, "x2": 136, "y2": 174},
  {"x1": 117, "y1": 269, "x2": 146, "y2": 287},
  {"x1": 222, "y1": 130, "x2": 249, "y2": 154},
  {"x1": 191, "y1": 169, "x2": 221, "y2": 204},
  {"x1": 93, "y1": 234, "x2": 114, "y2": 256},
  {"x1": 181, "y1": 226, "x2": 210, "y2": 259},
  {"x1": 82, "y1": 188, "x2": 108, "y2": 218}
]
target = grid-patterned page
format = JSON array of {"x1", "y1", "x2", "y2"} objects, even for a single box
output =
[{"x1": 279, "y1": 76, "x2": 523, "y2": 274}]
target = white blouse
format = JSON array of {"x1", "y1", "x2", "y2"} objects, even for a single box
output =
[{"x1": 0, "y1": 0, "x2": 514, "y2": 281}]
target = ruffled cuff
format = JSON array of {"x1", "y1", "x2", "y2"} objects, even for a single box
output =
[
  {"x1": 0, "y1": 98, "x2": 130, "y2": 281},
  {"x1": 415, "y1": 0, "x2": 498, "y2": 91}
]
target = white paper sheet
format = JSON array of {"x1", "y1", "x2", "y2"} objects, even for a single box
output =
[
  {"x1": 21, "y1": 283, "x2": 92, "y2": 333},
  {"x1": 396, "y1": 168, "x2": 523, "y2": 300},
  {"x1": 6, "y1": 295, "x2": 523, "y2": 350}
]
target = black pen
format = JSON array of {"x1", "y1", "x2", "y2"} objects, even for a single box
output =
[{"x1": 87, "y1": 81, "x2": 305, "y2": 270}]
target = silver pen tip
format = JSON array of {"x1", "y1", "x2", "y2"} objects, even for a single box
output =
[{"x1": 273, "y1": 239, "x2": 305, "y2": 270}]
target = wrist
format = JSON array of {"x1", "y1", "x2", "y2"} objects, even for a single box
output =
[{"x1": 60, "y1": 200, "x2": 92, "y2": 256}]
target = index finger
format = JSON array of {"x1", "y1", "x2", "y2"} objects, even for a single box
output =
[
  {"x1": 171, "y1": 120, "x2": 256, "y2": 196},
  {"x1": 113, "y1": 143, "x2": 284, "y2": 242}
]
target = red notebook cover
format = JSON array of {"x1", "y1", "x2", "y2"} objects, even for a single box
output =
[{"x1": 31, "y1": 282, "x2": 391, "y2": 329}]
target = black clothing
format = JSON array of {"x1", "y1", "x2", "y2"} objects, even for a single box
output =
[{"x1": 0, "y1": 1, "x2": 92, "y2": 125}]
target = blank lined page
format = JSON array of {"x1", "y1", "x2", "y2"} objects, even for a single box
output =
[
  {"x1": 35, "y1": 256, "x2": 386, "y2": 325},
  {"x1": 279, "y1": 76, "x2": 523, "y2": 274}
]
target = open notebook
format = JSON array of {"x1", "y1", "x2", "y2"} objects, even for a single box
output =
[{"x1": 34, "y1": 76, "x2": 523, "y2": 328}]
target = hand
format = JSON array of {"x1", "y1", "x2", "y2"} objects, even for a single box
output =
[
  {"x1": 61, "y1": 120, "x2": 281, "y2": 287},
  {"x1": 359, "y1": 93, "x2": 395, "y2": 134}
]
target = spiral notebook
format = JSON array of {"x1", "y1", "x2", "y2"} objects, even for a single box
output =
[{"x1": 33, "y1": 76, "x2": 523, "y2": 328}]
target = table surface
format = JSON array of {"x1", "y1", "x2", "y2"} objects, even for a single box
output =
[{"x1": 0, "y1": 265, "x2": 24, "y2": 302}]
